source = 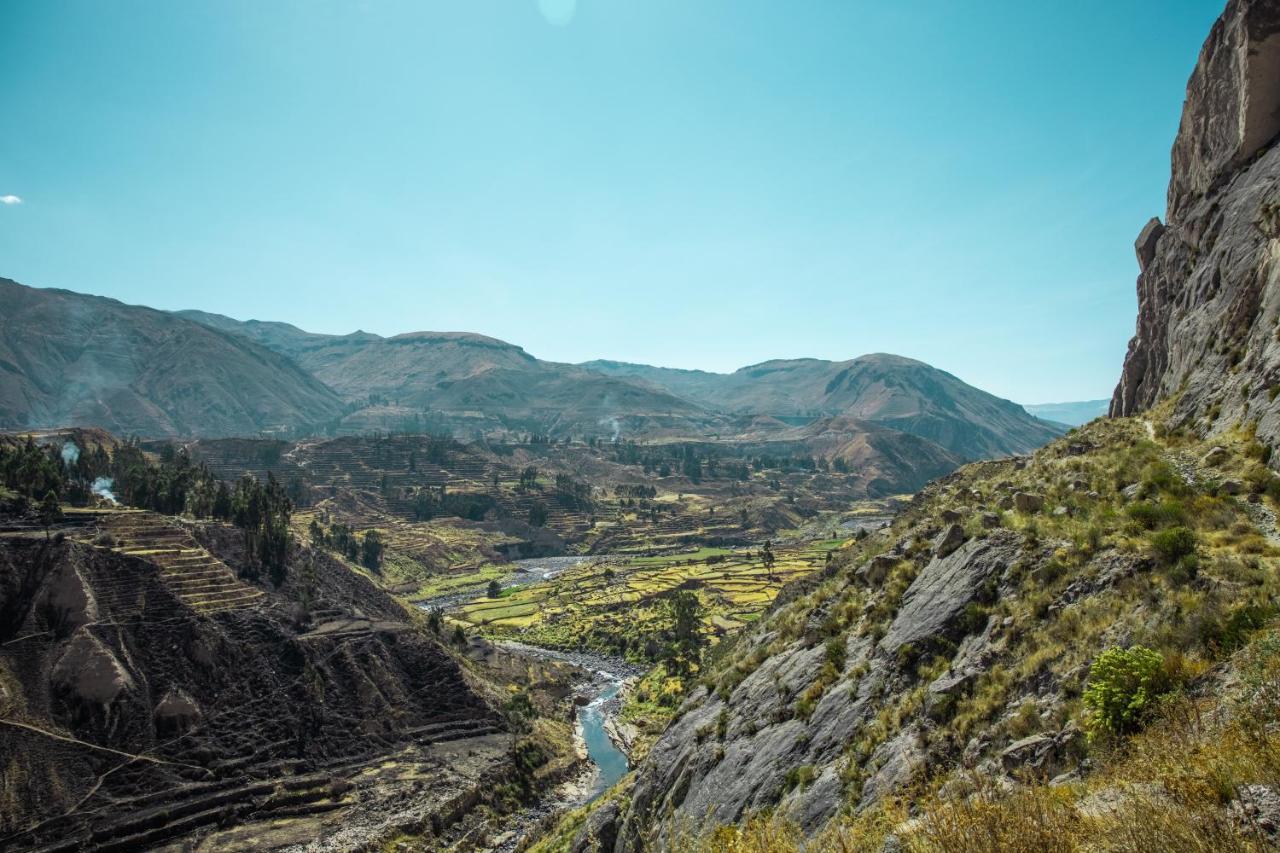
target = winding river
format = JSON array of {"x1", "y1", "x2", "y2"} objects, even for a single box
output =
[
  {"x1": 494, "y1": 640, "x2": 641, "y2": 799},
  {"x1": 414, "y1": 557, "x2": 639, "y2": 805}
]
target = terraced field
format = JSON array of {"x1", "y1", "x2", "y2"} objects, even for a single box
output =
[
  {"x1": 92, "y1": 509, "x2": 265, "y2": 614},
  {"x1": 451, "y1": 540, "x2": 844, "y2": 657}
]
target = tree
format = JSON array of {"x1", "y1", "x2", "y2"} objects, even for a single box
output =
[
  {"x1": 487, "y1": 579, "x2": 503, "y2": 598},
  {"x1": 309, "y1": 518, "x2": 326, "y2": 547},
  {"x1": 39, "y1": 490, "x2": 62, "y2": 540},
  {"x1": 361, "y1": 529, "x2": 384, "y2": 572},
  {"x1": 761, "y1": 540, "x2": 777, "y2": 581},
  {"x1": 529, "y1": 502, "x2": 548, "y2": 527},
  {"x1": 663, "y1": 589, "x2": 704, "y2": 677}
]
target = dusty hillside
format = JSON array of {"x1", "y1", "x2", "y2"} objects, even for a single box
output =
[
  {"x1": 0, "y1": 280, "x2": 344, "y2": 438},
  {"x1": 178, "y1": 311, "x2": 725, "y2": 439},
  {"x1": 0, "y1": 508, "x2": 509, "y2": 851}
]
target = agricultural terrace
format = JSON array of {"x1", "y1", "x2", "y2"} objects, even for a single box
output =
[{"x1": 453, "y1": 539, "x2": 848, "y2": 661}]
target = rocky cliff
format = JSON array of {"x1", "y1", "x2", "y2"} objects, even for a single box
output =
[{"x1": 1112, "y1": 0, "x2": 1280, "y2": 445}]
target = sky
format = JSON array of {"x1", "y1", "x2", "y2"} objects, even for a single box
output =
[{"x1": 0, "y1": 0, "x2": 1224, "y2": 404}]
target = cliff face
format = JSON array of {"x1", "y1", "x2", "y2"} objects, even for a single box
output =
[{"x1": 1112, "y1": 0, "x2": 1280, "y2": 443}]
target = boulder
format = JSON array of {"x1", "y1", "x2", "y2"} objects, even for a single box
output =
[
  {"x1": 1202, "y1": 446, "x2": 1229, "y2": 466},
  {"x1": 932, "y1": 524, "x2": 966, "y2": 558},
  {"x1": 571, "y1": 800, "x2": 620, "y2": 853},
  {"x1": 1222, "y1": 479, "x2": 1245, "y2": 495},
  {"x1": 1230, "y1": 784, "x2": 1280, "y2": 840},
  {"x1": 50, "y1": 627, "x2": 134, "y2": 707},
  {"x1": 858, "y1": 727, "x2": 925, "y2": 808},
  {"x1": 980, "y1": 512, "x2": 1001, "y2": 529},
  {"x1": 1000, "y1": 733, "x2": 1054, "y2": 771},
  {"x1": 997, "y1": 496, "x2": 1014, "y2": 511},
  {"x1": 940, "y1": 509, "x2": 963, "y2": 523},
  {"x1": 154, "y1": 688, "x2": 202, "y2": 733},
  {"x1": 856, "y1": 554, "x2": 899, "y2": 586},
  {"x1": 880, "y1": 533, "x2": 1019, "y2": 655},
  {"x1": 1013, "y1": 492, "x2": 1044, "y2": 513}
]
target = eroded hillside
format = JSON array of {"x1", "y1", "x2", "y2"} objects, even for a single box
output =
[{"x1": 0, "y1": 504, "x2": 519, "y2": 851}]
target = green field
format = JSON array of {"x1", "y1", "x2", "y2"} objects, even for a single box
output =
[{"x1": 453, "y1": 539, "x2": 847, "y2": 660}]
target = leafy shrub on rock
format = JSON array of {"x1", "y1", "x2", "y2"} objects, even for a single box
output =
[{"x1": 1083, "y1": 645, "x2": 1168, "y2": 739}]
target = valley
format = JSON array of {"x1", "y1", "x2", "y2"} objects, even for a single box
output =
[{"x1": 4, "y1": 0, "x2": 1280, "y2": 850}]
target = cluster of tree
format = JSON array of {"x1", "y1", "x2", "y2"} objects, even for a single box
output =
[
  {"x1": 2, "y1": 437, "x2": 300, "y2": 582},
  {"x1": 517, "y1": 466, "x2": 540, "y2": 491},
  {"x1": 750, "y1": 454, "x2": 830, "y2": 473},
  {"x1": 408, "y1": 485, "x2": 494, "y2": 522},
  {"x1": 553, "y1": 473, "x2": 592, "y2": 509},
  {"x1": 308, "y1": 519, "x2": 384, "y2": 572},
  {"x1": 0, "y1": 438, "x2": 77, "y2": 502},
  {"x1": 228, "y1": 473, "x2": 294, "y2": 585},
  {"x1": 615, "y1": 484, "x2": 658, "y2": 499}
]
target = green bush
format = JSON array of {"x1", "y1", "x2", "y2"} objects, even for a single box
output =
[
  {"x1": 1203, "y1": 604, "x2": 1278, "y2": 655},
  {"x1": 1083, "y1": 645, "x2": 1168, "y2": 739},
  {"x1": 1125, "y1": 499, "x2": 1186, "y2": 531},
  {"x1": 1149, "y1": 525, "x2": 1197, "y2": 566}
]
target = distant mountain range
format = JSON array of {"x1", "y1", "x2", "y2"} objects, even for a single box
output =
[
  {"x1": 584, "y1": 356, "x2": 1061, "y2": 461},
  {"x1": 1022, "y1": 399, "x2": 1109, "y2": 427},
  {"x1": 0, "y1": 278, "x2": 1064, "y2": 468}
]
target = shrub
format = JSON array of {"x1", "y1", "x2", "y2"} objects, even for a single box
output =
[
  {"x1": 1083, "y1": 645, "x2": 1168, "y2": 739},
  {"x1": 1149, "y1": 526, "x2": 1196, "y2": 567},
  {"x1": 1204, "y1": 604, "x2": 1277, "y2": 655},
  {"x1": 1126, "y1": 499, "x2": 1186, "y2": 531}
]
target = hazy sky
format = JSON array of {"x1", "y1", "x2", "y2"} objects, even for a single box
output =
[{"x1": 0, "y1": 1, "x2": 1222, "y2": 403}]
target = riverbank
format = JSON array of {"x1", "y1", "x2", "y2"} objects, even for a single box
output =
[{"x1": 472, "y1": 641, "x2": 640, "y2": 851}]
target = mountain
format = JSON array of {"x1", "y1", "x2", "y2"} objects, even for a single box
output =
[
  {"x1": 584, "y1": 354, "x2": 1063, "y2": 459},
  {"x1": 1022, "y1": 399, "x2": 1109, "y2": 427},
  {"x1": 178, "y1": 310, "x2": 726, "y2": 438},
  {"x1": 0, "y1": 279, "x2": 344, "y2": 437},
  {"x1": 581, "y1": 3, "x2": 1280, "y2": 848},
  {"x1": 1112, "y1": 0, "x2": 1280, "y2": 453}
]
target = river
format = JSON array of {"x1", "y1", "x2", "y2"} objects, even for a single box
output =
[
  {"x1": 413, "y1": 558, "x2": 639, "y2": 808},
  {"x1": 494, "y1": 639, "x2": 640, "y2": 800}
]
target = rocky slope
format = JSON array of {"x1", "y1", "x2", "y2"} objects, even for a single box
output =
[
  {"x1": 0, "y1": 507, "x2": 509, "y2": 851},
  {"x1": 585, "y1": 354, "x2": 1062, "y2": 460},
  {"x1": 562, "y1": 2, "x2": 1280, "y2": 849},
  {"x1": 0, "y1": 280, "x2": 344, "y2": 438},
  {"x1": 1112, "y1": 0, "x2": 1280, "y2": 447}
]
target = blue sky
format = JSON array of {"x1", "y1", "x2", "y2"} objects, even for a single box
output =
[{"x1": 0, "y1": 1, "x2": 1222, "y2": 404}]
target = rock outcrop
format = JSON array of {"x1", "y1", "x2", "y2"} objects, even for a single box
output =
[
  {"x1": 614, "y1": 527, "x2": 1023, "y2": 849},
  {"x1": 1113, "y1": 0, "x2": 1280, "y2": 449}
]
